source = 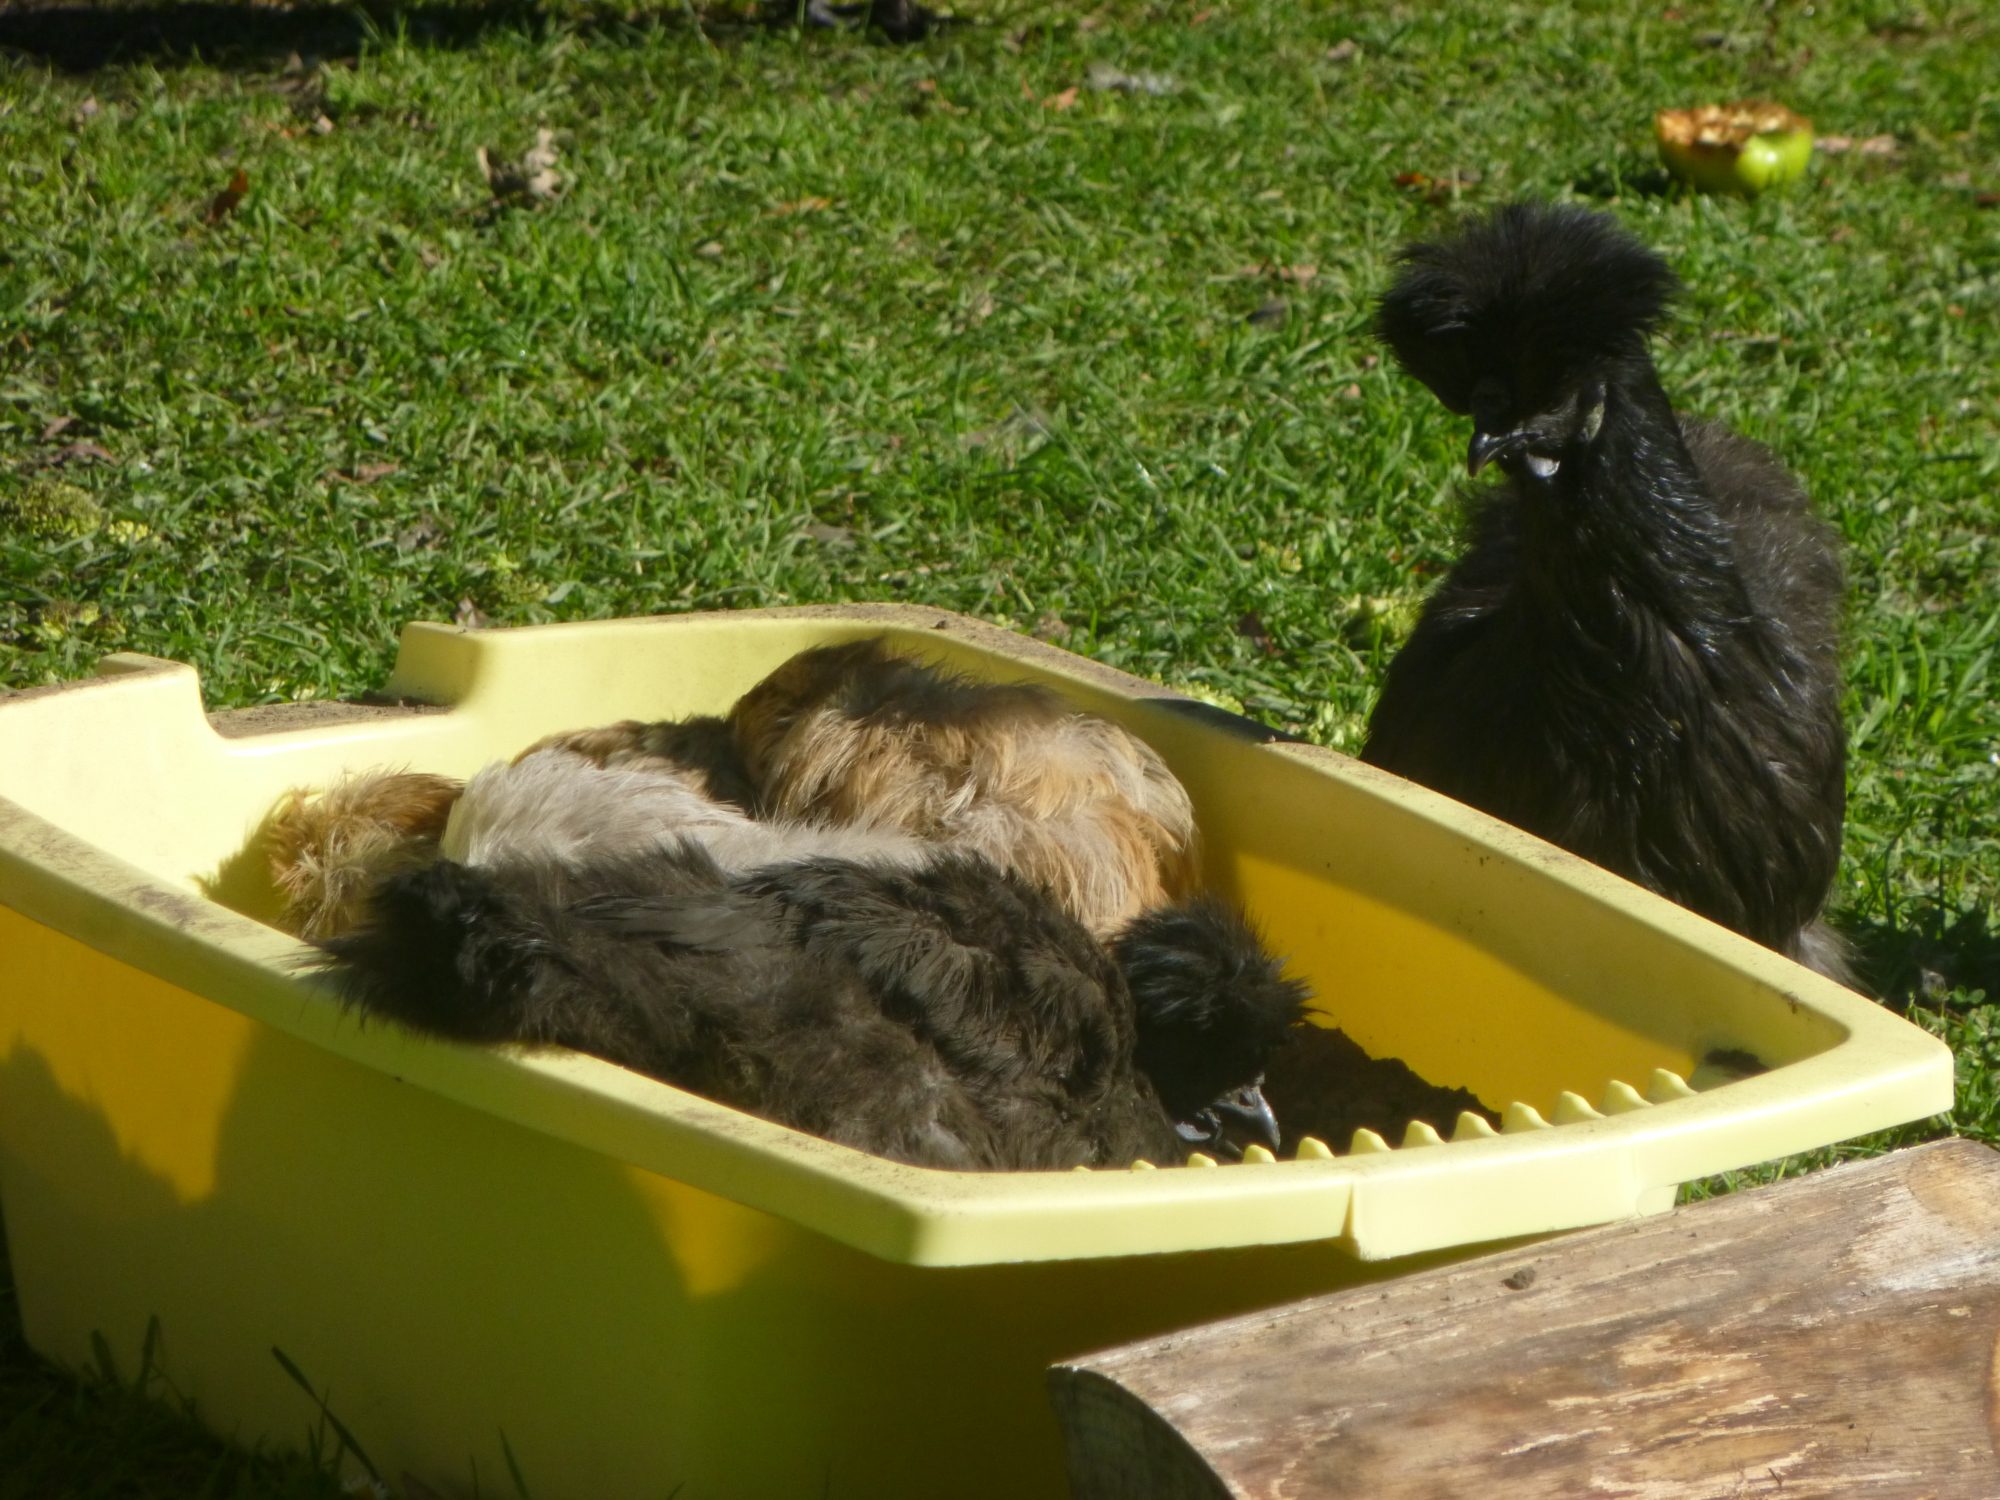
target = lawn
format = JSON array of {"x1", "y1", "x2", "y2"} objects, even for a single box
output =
[{"x1": 0, "y1": 0, "x2": 1995, "y2": 1489}]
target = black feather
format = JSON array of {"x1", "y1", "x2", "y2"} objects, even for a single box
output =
[
  {"x1": 1376, "y1": 201, "x2": 1678, "y2": 420},
  {"x1": 1365, "y1": 202, "x2": 1849, "y2": 978},
  {"x1": 322, "y1": 847, "x2": 1301, "y2": 1170},
  {"x1": 1116, "y1": 898, "x2": 1309, "y2": 1124}
]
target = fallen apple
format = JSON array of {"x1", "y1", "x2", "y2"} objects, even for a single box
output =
[{"x1": 1656, "y1": 102, "x2": 1814, "y2": 195}]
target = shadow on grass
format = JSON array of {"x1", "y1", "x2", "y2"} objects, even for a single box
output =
[
  {"x1": 1568, "y1": 160, "x2": 1679, "y2": 201},
  {"x1": 1843, "y1": 902, "x2": 2000, "y2": 1011},
  {"x1": 0, "y1": 0, "x2": 551, "y2": 72},
  {"x1": 0, "y1": 0, "x2": 944, "y2": 72},
  {"x1": 0, "y1": 0, "x2": 807, "y2": 73}
]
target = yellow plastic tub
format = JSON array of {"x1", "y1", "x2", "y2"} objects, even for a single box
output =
[{"x1": 0, "y1": 606, "x2": 1950, "y2": 1498}]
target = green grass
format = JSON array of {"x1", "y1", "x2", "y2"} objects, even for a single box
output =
[
  {"x1": 0, "y1": 1297, "x2": 366, "y2": 1498},
  {"x1": 1, "y1": 0, "x2": 1996, "y2": 1487}
]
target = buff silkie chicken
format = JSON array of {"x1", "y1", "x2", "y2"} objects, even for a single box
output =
[
  {"x1": 725, "y1": 638, "x2": 1201, "y2": 941},
  {"x1": 266, "y1": 770, "x2": 464, "y2": 941}
]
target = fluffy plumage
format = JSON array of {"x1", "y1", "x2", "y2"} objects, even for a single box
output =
[
  {"x1": 267, "y1": 719, "x2": 759, "y2": 942},
  {"x1": 443, "y1": 749, "x2": 931, "y2": 877},
  {"x1": 1117, "y1": 899, "x2": 1307, "y2": 1131},
  {"x1": 1366, "y1": 202, "x2": 1848, "y2": 975},
  {"x1": 728, "y1": 638, "x2": 1201, "y2": 939},
  {"x1": 322, "y1": 844, "x2": 1302, "y2": 1171},
  {"x1": 282, "y1": 677, "x2": 1300, "y2": 1166},
  {"x1": 519, "y1": 715, "x2": 758, "y2": 811},
  {"x1": 266, "y1": 771, "x2": 464, "y2": 940},
  {"x1": 270, "y1": 638, "x2": 1199, "y2": 945}
]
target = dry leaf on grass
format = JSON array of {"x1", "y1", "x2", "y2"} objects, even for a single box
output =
[
  {"x1": 1394, "y1": 168, "x2": 1480, "y2": 203},
  {"x1": 1086, "y1": 62, "x2": 1179, "y2": 96},
  {"x1": 911, "y1": 77, "x2": 968, "y2": 115},
  {"x1": 1818, "y1": 133, "x2": 1899, "y2": 156},
  {"x1": 1237, "y1": 263, "x2": 1318, "y2": 284},
  {"x1": 51, "y1": 439, "x2": 116, "y2": 466},
  {"x1": 961, "y1": 405, "x2": 1054, "y2": 458},
  {"x1": 395, "y1": 516, "x2": 447, "y2": 553},
  {"x1": 960, "y1": 289, "x2": 996, "y2": 326},
  {"x1": 1234, "y1": 611, "x2": 1279, "y2": 656},
  {"x1": 204, "y1": 168, "x2": 249, "y2": 225},
  {"x1": 477, "y1": 128, "x2": 563, "y2": 205}
]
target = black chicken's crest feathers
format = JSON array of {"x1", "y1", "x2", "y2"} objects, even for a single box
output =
[
  {"x1": 1115, "y1": 897, "x2": 1309, "y2": 1121},
  {"x1": 1376, "y1": 202, "x2": 1680, "y2": 415}
]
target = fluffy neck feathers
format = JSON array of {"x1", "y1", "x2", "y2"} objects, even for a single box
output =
[{"x1": 1509, "y1": 365, "x2": 1754, "y2": 658}]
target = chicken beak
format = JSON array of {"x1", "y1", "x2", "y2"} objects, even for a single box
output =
[
  {"x1": 1209, "y1": 1082, "x2": 1283, "y2": 1155},
  {"x1": 1173, "y1": 1083, "x2": 1283, "y2": 1160},
  {"x1": 1468, "y1": 428, "x2": 1521, "y2": 477}
]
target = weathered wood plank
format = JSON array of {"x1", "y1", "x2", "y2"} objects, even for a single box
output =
[{"x1": 1051, "y1": 1140, "x2": 2000, "y2": 1499}]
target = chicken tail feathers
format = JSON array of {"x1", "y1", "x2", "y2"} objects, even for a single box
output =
[
  {"x1": 318, "y1": 859, "x2": 550, "y2": 1045},
  {"x1": 1791, "y1": 918, "x2": 1859, "y2": 991}
]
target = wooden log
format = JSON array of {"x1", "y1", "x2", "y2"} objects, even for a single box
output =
[{"x1": 1051, "y1": 1139, "x2": 2000, "y2": 1499}]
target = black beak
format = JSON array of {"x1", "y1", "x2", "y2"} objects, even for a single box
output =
[
  {"x1": 1468, "y1": 428, "x2": 1523, "y2": 477},
  {"x1": 1212, "y1": 1083, "x2": 1282, "y2": 1154},
  {"x1": 1175, "y1": 1082, "x2": 1284, "y2": 1160}
]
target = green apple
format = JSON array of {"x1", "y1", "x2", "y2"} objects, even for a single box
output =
[{"x1": 1656, "y1": 103, "x2": 1814, "y2": 196}]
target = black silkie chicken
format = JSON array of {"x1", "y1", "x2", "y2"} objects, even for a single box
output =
[
  {"x1": 325, "y1": 845, "x2": 1304, "y2": 1172},
  {"x1": 1365, "y1": 202, "x2": 1849, "y2": 977}
]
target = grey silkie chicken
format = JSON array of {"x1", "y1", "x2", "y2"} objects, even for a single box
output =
[{"x1": 1366, "y1": 201, "x2": 1849, "y2": 980}]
